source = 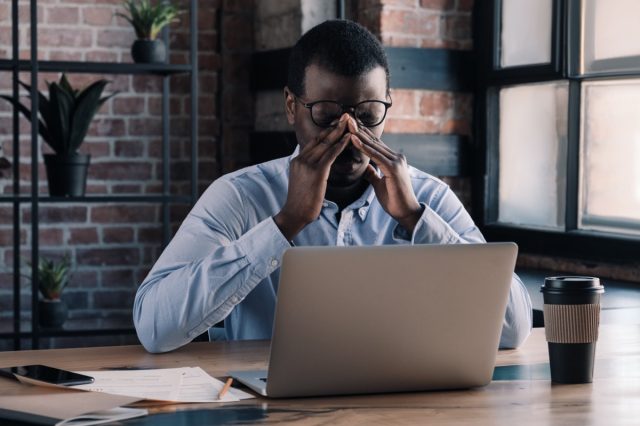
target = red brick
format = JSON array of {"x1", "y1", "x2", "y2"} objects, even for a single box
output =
[
  {"x1": 113, "y1": 97, "x2": 145, "y2": 115},
  {"x1": 0, "y1": 4, "x2": 9, "y2": 23},
  {"x1": 77, "y1": 248, "x2": 139, "y2": 266},
  {"x1": 89, "y1": 162, "x2": 152, "y2": 180},
  {"x1": 138, "y1": 227, "x2": 162, "y2": 243},
  {"x1": 381, "y1": 9, "x2": 419, "y2": 33},
  {"x1": 23, "y1": 206, "x2": 87, "y2": 224},
  {"x1": 0, "y1": 228, "x2": 25, "y2": 245},
  {"x1": 46, "y1": 6, "x2": 79, "y2": 24},
  {"x1": 86, "y1": 184, "x2": 108, "y2": 194},
  {"x1": 87, "y1": 118, "x2": 126, "y2": 137},
  {"x1": 103, "y1": 226, "x2": 134, "y2": 243},
  {"x1": 69, "y1": 228, "x2": 99, "y2": 244},
  {"x1": 420, "y1": 91, "x2": 452, "y2": 117},
  {"x1": 101, "y1": 269, "x2": 135, "y2": 287},
  {"x1": 441, "y1": 15, "x2": 471, "y2": 41},
  {"x1": 96, "y1": 29, "x2": 133, "y2": 48},
  {"x1": 420, "y1": 0, "x2": 454, "y2": 10},
  {"x1": 440, "y1": 118, "x2": 471, "y2": 135},
  {"x1": 47, "y1": 50, "x2": 84, "y2": 61},
  {"x1": 132, "y1": 75, "x2": 162, "y2": 93},
  {"x1": 383, "y1": 0, "x2": 418, "y2": 6},
  {"x1": 0, "y1": 207, "x2": 13, "y2": 225},
  {"x1": 223, "y1": 14, "x2": 253, "y2": 50},
  {"x1": 458, "y1": 0, "x2": 474, "y2": 12},
  {"x1": 388, "y1": 90, "x2": 417, "y2": 116},
  {"x1": 128, "y1": 118, "x2": 162, "y2": 136},
  {"x1": 35, "y1": 28, "x2": 92, "y2": 47},
  {"x1": 115, "y1": 140, "x2": 145, "y2": 157},
  {"x1": 83, "y1": 141, "x2": 110, "y2": 157},
  {"x1": 384, "y1": 118, "x2": 438, "y2": 133},
  {"x1": 86, "y1": 51, "x2": 119, "y2": 62},
  {"x1": 381, "y1": 34, "x2": 420, "y2": 47},
  {"x1": 82, "y1": 7, "x2": 115, "y2": 26},
  {"x1": 112, "y1": 184, "x2": 142, "y2": 193},
  {"x1": 39, "y1": 228, "x2": 64, "y2": 245},
  {"x1": 91, "y1": 205, "x2": 158, "y2": 223},
  {"x1": 67, "y1": 270, "x2": 99, "y2": 288}
]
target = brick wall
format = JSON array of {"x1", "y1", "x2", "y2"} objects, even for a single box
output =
[
  {"x1": 0, "y1": 0, "x2": 222, "y2": 349},
  {"x1": 353, "y1": 0, "x2": 474, "y2": 208}
]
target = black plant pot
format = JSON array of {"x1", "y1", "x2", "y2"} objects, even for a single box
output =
[
  {"x1": 43, "y1": 153, "x2": 90, "y2": 197},
  {"x1": 38, "y1": 299, "x2": 68, "y2": 329},
  {"x1": 131, "y1": 39, "x2": 167, "y2": 64}
]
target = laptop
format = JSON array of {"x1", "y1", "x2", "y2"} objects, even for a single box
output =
[{"x1": 229, "y1": 242, "x2": 518, "y2": 398}]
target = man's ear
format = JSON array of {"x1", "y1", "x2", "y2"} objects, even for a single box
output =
[{"x1": 284, "y1": 87, "x2": 296, "y2": 126}]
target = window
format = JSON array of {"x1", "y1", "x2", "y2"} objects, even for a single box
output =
[{"x1": 477, "y1": 0, "x2": 640, "y2": 260}]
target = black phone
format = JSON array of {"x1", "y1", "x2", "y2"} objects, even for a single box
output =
[{"x1": 0, "y1": 364, "x2": 94, "y2": 386}]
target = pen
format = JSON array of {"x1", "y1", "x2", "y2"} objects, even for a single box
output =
[{"x1": 218, "y1": 377, "x2": 233, "y2": 400}]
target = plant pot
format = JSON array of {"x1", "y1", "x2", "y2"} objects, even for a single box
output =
[
  {"x1": 43, "y1": 153, "x2": 90, "y2": 197},
  {"x1": 38, "y1": 299, "x2": 68, "y2": 329},
  {"x1": 131, "y1": 39, "x2": 167, "y2": 64}
]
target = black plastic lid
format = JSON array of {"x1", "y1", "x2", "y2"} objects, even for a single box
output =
[{"x1": 541, "y1": 276, "x2": 604, "y2": 293}]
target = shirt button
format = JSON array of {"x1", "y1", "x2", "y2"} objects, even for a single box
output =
[
  {"x1": 322, "y1": 202, "x2": 329, "y2": 208},
  {"x1": 270, "y1": 259, "x2": 278, "y2": 267},
  {"x1": 338, "y1": 231, "x2": 344, "y2": 239},
  {"x1": 231, "y1": 296, "x2": 240, "y2": 304}
]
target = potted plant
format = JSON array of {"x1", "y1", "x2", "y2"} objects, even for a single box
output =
[
  {"x1": 116, "y1": 0, "x2": 183, "y2": 64},
  {"x1": 0, "y1": 74, "x2": 116, "y2": 197},
  {"x1": 33, "y1": 255, "x2": 72, "y2": 329}
]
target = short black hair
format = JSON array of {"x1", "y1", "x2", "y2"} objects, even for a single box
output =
[{"x1": 287, "y1": 19, "x2": 390, "y2": 97}]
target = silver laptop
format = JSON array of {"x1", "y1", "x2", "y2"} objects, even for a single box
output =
[{"x1": 229, "y1": 242, "x2": 517, "y2": 398}]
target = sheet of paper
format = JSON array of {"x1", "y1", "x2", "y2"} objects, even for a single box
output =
[
  {"x1": 0, "y1": 391, "x2": 143, "y2": 426},
  {"x1": 178, "y1": 367, "x2": 254, "y2": 402},
  {"x1": 72, "y1": 367, "x2": 253, "y2": 403}
]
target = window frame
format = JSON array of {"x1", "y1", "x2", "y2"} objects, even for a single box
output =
[{"x1": 474, "y1": 0, "x2": 640, "y2": 263}]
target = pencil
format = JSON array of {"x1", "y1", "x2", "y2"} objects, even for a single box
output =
[{"x1": 218, "y1": 377, "x2": 233, "y2": 400}]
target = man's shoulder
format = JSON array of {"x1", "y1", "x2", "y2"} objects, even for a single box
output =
[
  {"x1": 220, "y1": 155, "x2": 290, "y2": 187},
  {"x1": 406, "y1": 164, "x2": 448, "y2": 189}
]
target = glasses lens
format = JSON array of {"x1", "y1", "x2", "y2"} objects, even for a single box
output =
[
  {"x1": 355, "y1": 101, "x2": 387, "y2": 127},
  {"x1": 310, "y1": 102, "x2": 343, "y2": 127}
]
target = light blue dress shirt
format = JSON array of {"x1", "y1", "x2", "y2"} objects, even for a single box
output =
[{"x1": 133, "y1": 151, "x2": 532, "y2": 353}]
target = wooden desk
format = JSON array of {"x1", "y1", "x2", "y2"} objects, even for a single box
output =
[{"x1": 1, "y1": 325, "x2": 639, "y2": 425}]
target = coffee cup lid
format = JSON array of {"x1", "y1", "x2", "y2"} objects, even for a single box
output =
[{"x1": 541, "y1": 276, "x2": 604, "y2": 293}]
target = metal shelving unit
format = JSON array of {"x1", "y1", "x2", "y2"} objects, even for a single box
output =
[{"x1": 2, "y1": 0, "x2": 199, "y2": 350}]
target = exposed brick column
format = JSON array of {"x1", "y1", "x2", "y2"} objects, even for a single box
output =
[{"x1": 353, "y1": 0, "x2": 474, "y2": 209}]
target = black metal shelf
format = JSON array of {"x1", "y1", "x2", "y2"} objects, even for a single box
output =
[
  {"x1": 2, "y1": 0, "x2": 200, "y2": 351},
  {"x1": 0, "y1": 59, "x2": 193, "y2": 75},
  {"x1": 0, "y1": 195, "x2": 193, "y2": 204},
  {"x1": 0, "y1": 328, "x2": 136, "y2": 339}
]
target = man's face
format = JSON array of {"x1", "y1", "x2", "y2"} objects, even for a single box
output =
[{"x1": 285, "y1": 63, "x2": 388, "y2": 187}]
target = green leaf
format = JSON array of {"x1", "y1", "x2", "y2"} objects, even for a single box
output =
[
  {"x1": 48, "y1": 83, "x2": 74, "y2": 154},
  {"x1": 68, "y1": 79, "x2": 110, "y2": 153}
]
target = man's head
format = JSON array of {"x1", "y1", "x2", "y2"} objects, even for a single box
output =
[{"x1": 284, "y1": 20, "x2": 391, "y2": 187}]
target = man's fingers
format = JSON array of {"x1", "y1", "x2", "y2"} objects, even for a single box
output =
[
  {"x1": 351, "y1": 134, "x2": 393, "y2": 167},
  {"x1": 320, "y1": 132, "x2": 351, "y2": 164},
  {"x1": 357, "y1": 126, "x2": 397, "y2": 159},
  {"x1": 363, "y1": 163, "x2": 382, "y2": 190}
]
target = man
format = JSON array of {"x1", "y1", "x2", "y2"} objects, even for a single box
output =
[{"x1": 134, "y1": 20, "x2": 532, "y2": 353}]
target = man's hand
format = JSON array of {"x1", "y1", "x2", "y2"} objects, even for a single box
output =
[
  {"x1": 274, "y1": 115, "x2": 351, "y2": 240},
  {"x1": 349, "y1": 121, "x2": 423, "y2": 234}
]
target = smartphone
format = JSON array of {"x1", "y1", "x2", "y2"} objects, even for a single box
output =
[{"x1": 0, "y1": 364, "x2": 94, "y2": 386}]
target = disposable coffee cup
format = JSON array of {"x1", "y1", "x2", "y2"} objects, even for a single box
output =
[{"x1": 540, "y1": 276, "x2": 604, "y2": 384}]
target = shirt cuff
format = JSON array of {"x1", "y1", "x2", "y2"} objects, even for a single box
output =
[
  {"x1": 235, "y1": 216, "x2": 292, "y2": 278},
  {"x1": 393, "y1": 203, "x2": 460, "y2": 244}
]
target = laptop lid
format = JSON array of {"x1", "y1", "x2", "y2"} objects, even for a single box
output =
[{"x1": 263, "y1": 242, "x2": 518, "y2": 398}]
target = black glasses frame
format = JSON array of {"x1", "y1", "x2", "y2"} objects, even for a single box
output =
[{"x1": 296, "y1": 97, "x2": 393, "y2": 128}]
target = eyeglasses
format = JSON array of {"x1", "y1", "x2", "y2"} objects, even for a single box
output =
[{"x1": 295, "y1": 97, "x2": 392, "y2": 128}]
